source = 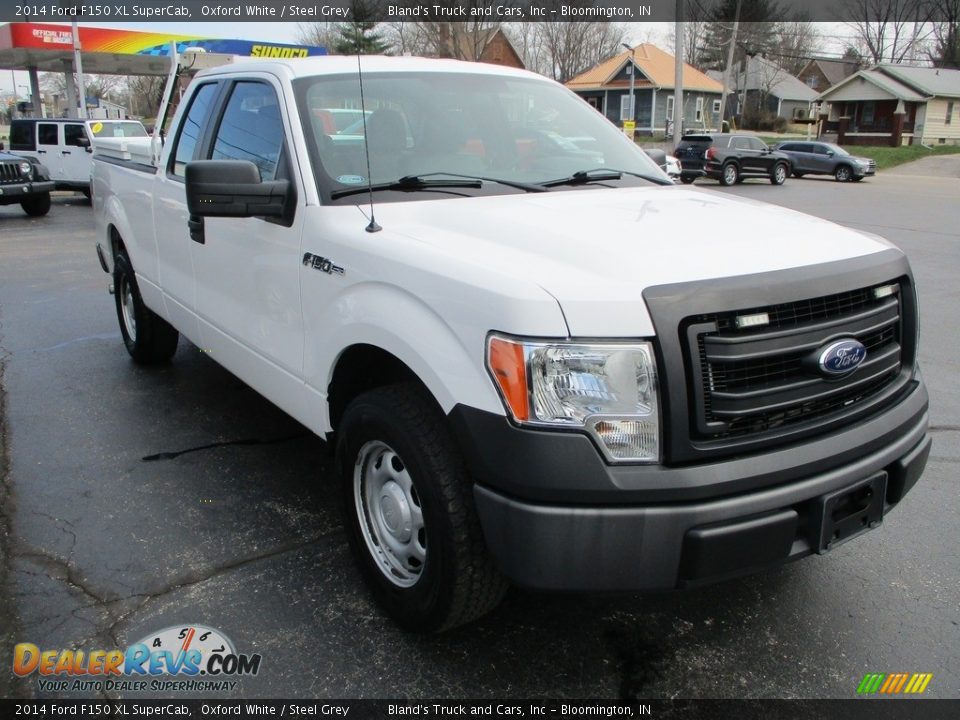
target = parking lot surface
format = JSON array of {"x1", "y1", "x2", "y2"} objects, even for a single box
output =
[{"x1": 1, "y1": 174, "x2": 958, "y2": 700}]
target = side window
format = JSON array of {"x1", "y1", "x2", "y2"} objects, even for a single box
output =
[
  {"x1": 64, "y1": 124, "x2": 87, "y2": 147},
  {"x1": 210, "y1": 81, "x2": 285, "y2": 181},
  {"x1": 10, "y1": 123, "x2": 35, "y2": 151},
  {"x1": 171, "y1": 83, "x2": 219, "y2": 178},
  {"x1": 38, "y1": 124, "x2": 59, "y2": 146},
  {"x1": 748, "y1": 137, "x2": 767, "y2": 151},
  {"x1": 731, "y1": 137, "x2": 748, "y2": 150}
]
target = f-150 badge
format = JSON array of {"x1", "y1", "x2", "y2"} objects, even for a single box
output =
[{"x1": 303, "y1": 253, "x2": 344, "y2": 276}]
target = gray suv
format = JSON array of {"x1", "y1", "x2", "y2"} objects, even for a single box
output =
[{"x1": 773, "y1": 141, "x2": 876, "y2": 182}]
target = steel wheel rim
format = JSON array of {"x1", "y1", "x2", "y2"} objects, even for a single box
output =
[
  {"x1": 120, "y1": 276, "x2": 137, "y2": 340},
  {"x1": 724, "y1": 165, "x2": 736, "y2": 184},
  {"x1": 354, "y1": 440, "x2": 426, "y2": 588},
  {"x1": 775, "y1": 165, "x2": 786, "y2": 183}
]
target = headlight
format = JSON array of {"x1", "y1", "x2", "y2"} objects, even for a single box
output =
[
  {"x1": 487, "y1": 335, "x2": 660, "y2": 463},
  {"x1": 19, "y1": 161, "x2": 32, "y2": 176}
]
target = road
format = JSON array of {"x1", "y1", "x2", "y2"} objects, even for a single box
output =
[{"x1": 1, "y1": 175, "x2": 958, "y2": 700}]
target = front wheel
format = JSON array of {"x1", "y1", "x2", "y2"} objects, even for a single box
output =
[
  {"x1": 770, "y1": 162, "x2": 788, "y2": 185},
  {"x1": 21, "y1": 193, "x2": 51, "y2": 217},
  {"x1": 114, "y1": 250, "x2": 179, "y2": 364},
  {"x1": 835, "y1": 164, "x2": 852, "y2": 182},
  {"x1": 720, "y1": 163, "x2": 739, "y2": 186},
  {"x1": 337, "y1": 383, "x2": 507, "y2": 632}
]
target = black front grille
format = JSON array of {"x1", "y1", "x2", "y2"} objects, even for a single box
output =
[
  {"x1": 685, "y1": 281, "x2": 905, "y2": 441},
  {"x1": 0, "y1": 162, "x2": 25, "y2": 184}
]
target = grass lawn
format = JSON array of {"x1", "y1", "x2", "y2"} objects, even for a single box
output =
[{"x1": 842, "y1": 143, "x2": 960, "y2": 170}]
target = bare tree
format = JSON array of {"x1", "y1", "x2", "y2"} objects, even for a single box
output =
[
  {"x1": 40, "y1": 72, "x2": 123, "y2": 104},
  {"x1": 927, "y1": 0, "x2": 960, "y2": 67},
  {"x1": 501, "y1": 22, "x2": 553, "y2": 75},
  {"x1": 538, "y1": 22, "x2": 629, "y2": 82},
  {"x1": 125, "y1": 75, "x2": 167, "y2": 119},
  {"x1": 770, "y1": 21, "x2": 823, "y2": 75},
  {"x1": 843, "y1": 0, "x2": 935, "y2": 63},
  {"x1": 296, "y1": 21, "x2": 340, "y2": 53}
]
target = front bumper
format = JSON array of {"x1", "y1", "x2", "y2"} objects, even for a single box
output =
[
  {"x1": 453, "y1": 377, "x2": 929, "y2": 591},
  {"x1": 0, "y1": 179, "x2": 54, "y2": 204}
]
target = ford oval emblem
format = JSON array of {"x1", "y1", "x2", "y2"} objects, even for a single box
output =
[{"x1": 818, "y1": 339, "x2": 867, "y2": 376}]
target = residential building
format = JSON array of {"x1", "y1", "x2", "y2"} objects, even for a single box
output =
[
  {"x1": 798, "y1": 58, "x2": 861, "y2": 93},
  {"x1": 817, "y1": 65, "x2": 960, "y2": 146},
  {"x1": 566, "y1": 43, "x2": 723, "y2": 135},
  {"x1": 708, "y1": 55, "x2": 817, "y2": 122}
]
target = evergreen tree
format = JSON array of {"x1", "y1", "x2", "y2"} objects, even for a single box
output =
[
  {"x1": 334, "y1": 1, "x2": 390, "y2": 55},
  {"x1": 700, "y1": 0, "x2": 782, "y2": 71}
]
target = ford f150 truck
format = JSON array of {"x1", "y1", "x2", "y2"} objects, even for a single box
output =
[{"x1": 92, "y1": 57, "x2": 930, "y2": 632}]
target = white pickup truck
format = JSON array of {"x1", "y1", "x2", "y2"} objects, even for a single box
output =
[{"x1": 93, "y1": 57, "x2": 930, "y2": 632}]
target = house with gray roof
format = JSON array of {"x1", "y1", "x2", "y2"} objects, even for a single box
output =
[
  {"x1": 817, "y1": 65, "x2": 960, "y2": 146},
  {"x1": 708, "y1": 55, "x2": 817, "y2": 123}
]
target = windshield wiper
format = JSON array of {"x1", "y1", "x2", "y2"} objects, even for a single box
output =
[
  {"x1": 330, "y1": 176, "x2": 482, "y2": 199},
  {"x1": 403, "y1": 172, "x2": 548, "y2": 193},
  {"x1": 541, "y1": 167, "x2": 671, "y2": 188},
  {"x1": 331, "y1": 172, "x2": 548, "y2": 199}
]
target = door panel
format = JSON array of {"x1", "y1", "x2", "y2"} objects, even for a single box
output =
[
  {"x1": 36, "y1": 123, "x2": 61, "y2": 180},
  {"x1": 61, "y1": 123, "x2": 91, "y2": 184}
]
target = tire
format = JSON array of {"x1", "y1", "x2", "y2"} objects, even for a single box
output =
[
  {"x1": 20, "y1": 192, "x2": 51, "y2": 217},
  {"x1": 834, "y1": 164, "x2": 852, "y2": 182},
  {"x1": 114, "y1": 250, "x2": 179, "y2": 364},
  {"x1": 337, "y1": 383, "x2": 508, "y2": 633},
  {"x1": 770, "y1": 162, "x2": 788, "y2": 185},
  {"x1": 720, "y1": 162, "x2": 739, "y2": 186},
  {"x1": 792, "y1": 171, "x2": 805, "y2": 178},
  {"x1": 680, "y1": 176, "x2": 696, "y2": 185},
  {"x1": 851, "y1": 176, "x2": 864, "y2": 182},
  {"x1": 81, "y1": 188, "x2": 92, "y2": 201}
]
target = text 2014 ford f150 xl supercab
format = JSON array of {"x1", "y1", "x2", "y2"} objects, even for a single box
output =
[{"x1": 93, "y1": 57, "x2": 930, "y2": 632}]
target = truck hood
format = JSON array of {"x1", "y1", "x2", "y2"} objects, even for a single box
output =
[{"x1": 372, "y1": 186, "x2": 895, "y2": 336}]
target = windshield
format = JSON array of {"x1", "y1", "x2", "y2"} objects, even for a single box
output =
[
  {"x1": 89, "y1": 121, "x2": 148, "y2": 138},
  {"x1": 294, "y1": 71, "x2": 665, "y2": 200}
]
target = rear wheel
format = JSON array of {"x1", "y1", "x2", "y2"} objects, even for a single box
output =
[
  {"x1": 770, "y1": 162, "x2": 788, "y2": 185},
  {"x1": 720, "y1": 163, "x2": 739, "y2": 186},
  {"x1": 20, "y1": 192, "x2": 51, "y2": 217},
  {"x1": 114, "y1": 249, "x2": 179, "y2": 364},
  {"x1": 337, "y1": 383, "x2": 507, "y2": 632},
  {"x1": 835, "y1": 164, "x2": 852, "y2": 182}
]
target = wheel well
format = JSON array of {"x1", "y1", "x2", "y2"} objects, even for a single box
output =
[
  {"x1": 327, "y1": 344, "x2": 424, "y2": 432},
  {"x1": 108, "y1": 225, "x2": 125, "y2": 259}
]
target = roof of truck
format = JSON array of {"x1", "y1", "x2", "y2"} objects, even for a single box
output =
[{"x1": 194, "y1": 55, "x2": 544, "y2": 82}]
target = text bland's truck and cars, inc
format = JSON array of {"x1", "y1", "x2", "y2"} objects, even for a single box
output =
[{"x1": 92, "y1": 56, "x2": 930, "y2": 632}]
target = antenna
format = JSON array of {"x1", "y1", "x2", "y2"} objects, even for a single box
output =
[{"x1": 357, "y1": 53, "x2": 381, "y2": 233}]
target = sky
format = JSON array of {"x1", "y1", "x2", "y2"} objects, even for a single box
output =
[{"x1": 0, "y1": 21, "x2": 857, "y2": 96}]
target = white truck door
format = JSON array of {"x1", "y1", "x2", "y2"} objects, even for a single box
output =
[
  {"x1": 36, "y1": 122, "x2": 62, "y2": 181},
  {"x1": 61, "y1": 122, "x2": 92, "y2": 186},
  {"x1": 190, "y1": 79, "x2": 306, "y2": 411},
  {"x1": 152, "y1": 80, "x2": 222, "y2": 343}
]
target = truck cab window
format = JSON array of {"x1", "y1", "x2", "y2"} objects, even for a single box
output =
[
  {"x1": 210, "y1": 82, "x2": 285, "y2": 182},
  {"x1": 38, "y1": 124, "x2": 59, "y2": 146},
  {"x1": 171, "y1": 83, "x2": 218, "y2": 178}
]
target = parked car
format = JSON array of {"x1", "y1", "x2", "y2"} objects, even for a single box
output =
[
  {"x1": 676, "y1": 133, "x2": 791, "y2": 186},
  {"x1": 0, "y1": 150, "x2": 54, "y2": 216},
  {"x1": 9, "y1": 118, "x2": 148, "y2": 197},
  {"x1": 772, "y1": 141, "x2": 876, "y2": 182},
  {"x1": 644, "y1": 148, "x2": 682, "y2": 182},
  {"x1": 93, "y1": 57, "x2": 929, "y2": 632}
]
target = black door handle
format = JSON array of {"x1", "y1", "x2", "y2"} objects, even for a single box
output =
[
  {"x1": 37, "y1": 149, "x2": 47, "y2": 154},
  {"x1": 61, "y1": 150, "x2": 71, "y2": 155},
  {"x1": 188, "y1": 215, "x2": 205, "y2": 244}
]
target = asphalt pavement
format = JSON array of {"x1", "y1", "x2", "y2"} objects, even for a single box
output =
[{"x1": 0, "y1": 174, "x2": 958, "y2": 701}]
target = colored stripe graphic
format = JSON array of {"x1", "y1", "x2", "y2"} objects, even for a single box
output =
[{"x1": 857, "y1": 672, "x2": 932, "y2": 694}]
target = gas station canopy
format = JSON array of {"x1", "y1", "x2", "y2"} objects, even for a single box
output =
[{"x1": 0, "y1": 22, "x2": 326, "y2": 76}]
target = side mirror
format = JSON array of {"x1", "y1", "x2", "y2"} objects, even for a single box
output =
[
  {"x1": 185, "y1": 160, "x2": 288, "y2": 219},
  {"x1": 643, "y1": 148, "x2": 668, "y2": 172},
  {"x1": 826, "y1": 150, "x2": 835, "y2": 157},
  {"x1": 76, "y1": 137, "x2": 92, "y2": 153}
]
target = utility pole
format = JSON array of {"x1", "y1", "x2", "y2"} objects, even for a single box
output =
[
  {"x1": 620, "y1": 43, "x2": 636, "y2": 137},
  {"x1": 718, "y1": 0, "x2": 741, "y2": 132},
  {"x1": 674, "y1": 0, "x2": 684, "y2": 150}
]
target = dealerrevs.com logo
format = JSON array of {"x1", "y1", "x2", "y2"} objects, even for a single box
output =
[{"x1": 13, "y1": 624, "x2": 261, "y2": 693}]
